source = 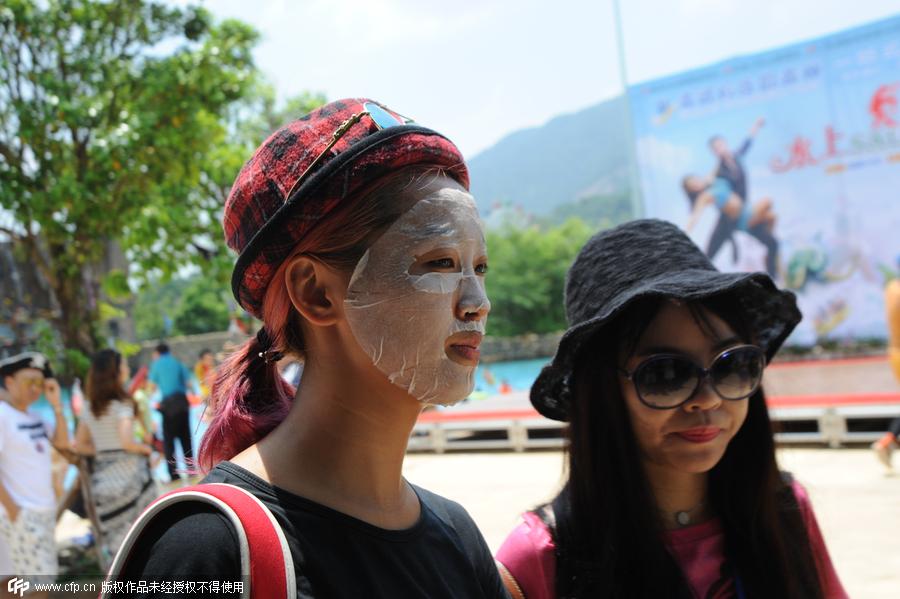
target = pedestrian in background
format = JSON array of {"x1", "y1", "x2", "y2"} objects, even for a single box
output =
[
  {"x1": 74, "y1": 349, "x2": 159, "y2": 567},
  {"x1": 872, "y1": 261, "x2": 900, "y2": 471},
  {"x1": 147, "y1": 343, "x2": 194, "y2": 483},
  {"x1": 0, "y1": 352, "x2": 68, "y2": 581},
  {"x1": 193, "y1": 349, "x2": 215, "y2": 403}
]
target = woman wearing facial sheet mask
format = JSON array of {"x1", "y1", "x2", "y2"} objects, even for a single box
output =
[
  {"x1": 495, "y1": 220, "x2": 847, "y2": 599},
  {"x1": 118, "y1": 99, "x2": 506, "y2": 598}
]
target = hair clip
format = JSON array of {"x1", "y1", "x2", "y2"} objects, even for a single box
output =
[
  {"x1": 255, "y1": 328, "x2": 283, "y2": 364},
  {"x1": 257, "y1": 349, "x2": 284, "y2": 364}
]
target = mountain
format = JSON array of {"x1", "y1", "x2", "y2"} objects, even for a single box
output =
[{"x1": 467, "y1": 95, "x2": 631, "y2": 220}]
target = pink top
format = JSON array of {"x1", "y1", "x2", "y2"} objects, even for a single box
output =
[{"x1": 496, "y1": 481, "x2": 848, "y2": 599}]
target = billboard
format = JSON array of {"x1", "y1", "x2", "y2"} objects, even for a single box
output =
[{"x1": 629, "y1": 16, "x2": 900, "y2": 345}]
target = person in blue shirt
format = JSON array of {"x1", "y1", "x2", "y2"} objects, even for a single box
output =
[{"x1": 148, "y1": 343, "x2": 195, "y2": 482}]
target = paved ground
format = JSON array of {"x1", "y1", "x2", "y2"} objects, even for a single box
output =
[
  {"x1": 56, "y1": 446, "x2": 897, "y2": 595},
  {"x1": 404, "y1": 447, "x2": 900, "y2": 599}
]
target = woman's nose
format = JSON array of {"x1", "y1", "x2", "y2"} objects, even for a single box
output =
[
  {"x1": 683, "y1": 380, "x2": 722, "y2": 412},
  {"x1": 455, "y1": 275, "x2": 490, "y2": 321}
]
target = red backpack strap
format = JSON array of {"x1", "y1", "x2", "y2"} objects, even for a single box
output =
[{"x1": 103, "y1": 483, "x2": 296, "y2": 599}]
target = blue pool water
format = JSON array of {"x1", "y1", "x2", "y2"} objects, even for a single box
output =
[{"x1": 472, "y1": 358, "x2": 549, "y2": 397}]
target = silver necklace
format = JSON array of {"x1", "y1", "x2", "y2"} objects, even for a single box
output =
[{"x1": 666, "y1": 501, "x2": 706, "y2": 528}]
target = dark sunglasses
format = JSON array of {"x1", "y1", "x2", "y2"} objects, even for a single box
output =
[
  {"x1": 619, "y1": 344, "x2": 765, "y2": 409},
  {"x1": 284, "y1": 102, "x2": 412, "y2": 202}
]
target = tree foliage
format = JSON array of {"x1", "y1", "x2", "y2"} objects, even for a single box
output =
[
  {"x1": 0, "y1": 0, "x2": 260, "y2": 371},
  {"x1": 132, "y1": 277, "x2": 188, "y2": 341},
  {"x1": 541, "y1": 191, "x2": 634, "y2": 230},
  {"x1": 485, "y1": 218, "x2": 594, "y2": 337},
  {"x1": 133, "y1": 275, "x2": 231, "y2": 340},
  {"x1": 171, "y1": 278, "x2": 230, "y2": 336}
]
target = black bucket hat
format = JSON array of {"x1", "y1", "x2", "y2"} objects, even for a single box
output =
[{"x1": 531, "y1": 219, "x2": 801, "y2": 422}]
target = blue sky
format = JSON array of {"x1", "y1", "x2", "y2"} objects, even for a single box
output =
[{"x1": 169, "y1": 1, "x2": 898, "y2": 158}]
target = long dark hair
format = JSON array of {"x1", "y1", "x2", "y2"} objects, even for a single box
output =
[
  {"x1": 85, "y1": 349, "x2": 133, "y2": 419},
  {"x1": 547, "y1": 295, "x2": 824, "y2": 599}
]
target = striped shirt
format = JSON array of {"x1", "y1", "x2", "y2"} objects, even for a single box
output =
[{"x1": 80, "y1": 400, "x2": 134, "y2": 451}]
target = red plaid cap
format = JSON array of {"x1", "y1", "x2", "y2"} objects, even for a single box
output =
[{"x1": 224, "y1": 98, "x2": 469, "y2": 318}]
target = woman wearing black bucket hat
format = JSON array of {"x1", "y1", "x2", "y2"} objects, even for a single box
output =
[
  {"x1": 107, "y1": 99, "x2": 506, "y2": 599},
  {"x1": 496, "y1": 220, "x2": 847, "y2": 599}
]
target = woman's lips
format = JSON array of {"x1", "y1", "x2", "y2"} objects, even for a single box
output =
[
  {"x1": 674, "y1": 427, "x2": 722, "y2": 443},
  {"x1": 446, "y1": 332, "x2": 483, "y2": 366}
]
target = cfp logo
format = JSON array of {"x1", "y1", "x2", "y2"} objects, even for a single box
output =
[{"x1": 7, "y1": 577, "x2": 29, "y2": 597}]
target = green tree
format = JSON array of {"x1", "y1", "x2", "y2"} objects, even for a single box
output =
[
  {"x1": 132, "y1": 277, "x2": 189, "y2": 341},
  {"x1": 133, "y1": 275, "x2": 233, "y2": 340},
  {"x1": 0, "y1": 0, "x2": 259, "y2": 372},
  {"x1": 171, "y1": 278, "x2": 230, "y2": 336},
  {"x1": 486, "y1": 218, "x2": 594, "y2": 336}
]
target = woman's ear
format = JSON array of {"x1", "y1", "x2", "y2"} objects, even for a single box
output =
[{"x1": 284, "y1": 256, "x2": 347, "y2": 326}]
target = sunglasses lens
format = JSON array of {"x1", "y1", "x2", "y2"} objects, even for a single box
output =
[
  {"x1": 634, "y1": 356, "x2": 699, "y2": 408},
  {"x1": 711, "y1": 347, "x2": 764, "y2": 399},
  {"x1": 364, "y1": 102, "x2": 406, "y2": 129},
  {"x1": 21, "y1": 378, "x2": 44, "y2": 390}
]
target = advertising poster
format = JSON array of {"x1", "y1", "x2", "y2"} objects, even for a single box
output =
[{"x1": 629, "y1": 16, "x2": 900, "y2": 344}]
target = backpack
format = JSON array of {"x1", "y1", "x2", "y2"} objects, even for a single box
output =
[{"x1": 102, "y1": 483, "x2": 296, "y2": 599}]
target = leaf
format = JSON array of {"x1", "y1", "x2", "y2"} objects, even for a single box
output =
[{"x1": 101, "y1": 269, "x2": 131, "y2": 300}]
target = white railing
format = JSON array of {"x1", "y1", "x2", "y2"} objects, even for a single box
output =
[{"x1": 409, "y1": 403, "x2": 899, "y2": 453}]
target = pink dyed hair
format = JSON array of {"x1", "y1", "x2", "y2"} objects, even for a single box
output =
[{"x1": 197, "y1": 166, "x2": 453, "y2": 471}]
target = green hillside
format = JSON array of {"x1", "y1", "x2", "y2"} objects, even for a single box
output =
[{"x1": 468, "y1": 95, "x2": 631, "y2": 222}]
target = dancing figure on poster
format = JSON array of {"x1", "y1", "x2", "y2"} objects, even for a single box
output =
[
  {"x1": 682, "y1": 117, "x2": 781, "y2": 278},
  {"x1": 682, "y1": 174, "x2": 779, "y2": 278}
]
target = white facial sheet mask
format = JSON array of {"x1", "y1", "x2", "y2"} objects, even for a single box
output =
[{"x1": 343, "y1": 188, "x2": 490, "y2": 405}]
